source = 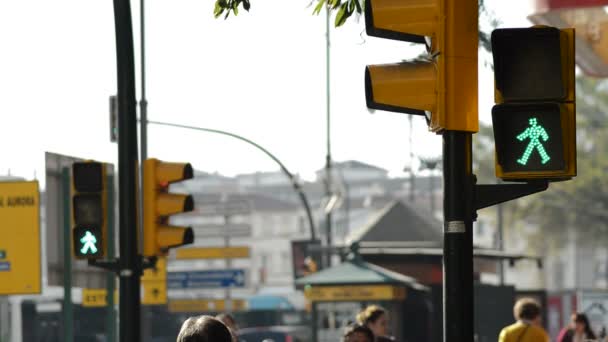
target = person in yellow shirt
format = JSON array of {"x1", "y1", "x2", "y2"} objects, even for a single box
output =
[{"x1": 498, "y1": 297, "x2": 550, "y2": 342}]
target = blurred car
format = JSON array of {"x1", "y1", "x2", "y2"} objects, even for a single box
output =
[{"x1": 238, "y1": 325, "x2": 311, "y2": 342}]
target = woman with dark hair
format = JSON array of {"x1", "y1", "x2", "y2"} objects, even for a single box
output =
[{"x1": 557, "y1": 312, "x2": 597, "y2": 342}]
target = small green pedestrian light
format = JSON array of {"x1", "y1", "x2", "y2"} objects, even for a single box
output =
[
  {"x1": 80, "y1": 230, "x2": 99, "y2": 255},
  {"x1": 516, "y1": 117, "x2": 551, "y2": 166}
]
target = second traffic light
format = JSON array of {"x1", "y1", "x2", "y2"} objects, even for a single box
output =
[
  {"x1": 143, "y1": 158, "x2": 195, "y2": 257},
  {"x1": 491, "y1": 27, "x2": 576, "y2": 181},
  {"x1": 72, "y1": 161, "x2": 107, "y2": 259}
]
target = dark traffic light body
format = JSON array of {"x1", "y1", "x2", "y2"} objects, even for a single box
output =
[
  {"x1": 71, "y1": 161, "x2": 107, "y2": 259},
  {"x1": 143, "y1": 158, "x2": 195, "y2": 257},
  {"x1": 492, "y1": 27, "x2": 576, "y2": 181}
]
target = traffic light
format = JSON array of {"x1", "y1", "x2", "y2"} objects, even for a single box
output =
[
  {"x1": 492, "y1": 27, "x2": 576, "y2": 181},
  {"x1": 71, "y1": 161, "x2": 107, "y2": 259},
  {"x1": 364, "y1": 0, "x2": 478, "y2": 133},
  {"x1": 143, "y1": 158, "x2": 195, "y2": 257}
]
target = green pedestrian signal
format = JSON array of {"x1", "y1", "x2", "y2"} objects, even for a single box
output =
[
  {"x1": 491, "y1": 27, "x2": 576, "y2": 181},
  {"x1": 73, "y1": 226, "x2": 103, "y2": 258},
  {"x1": 492, "y1": 103, "x2": 565, "y2": 176},
  {"x1": 71, "y1": 161, "x2": 107, "y2": 259},
  {"x1": 516, "y1": 117, "x2": 550, "y2": 166},
  {"x1": 79, "y1": 231, "x2": 99, "y2": 255}
]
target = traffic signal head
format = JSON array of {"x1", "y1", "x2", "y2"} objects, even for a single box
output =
[
  {"x1": 364, "y1": 0, "x2": 478, "y2": 133},
  {"x1": 71, "y1": 161, "x2": 107, "y2": 259},
  {"x1": 143, "y1": 158, "x2": 195, "y2": 257},
  {"x1": 491, "y1": 27, "x2": 576, "y2": 181}
]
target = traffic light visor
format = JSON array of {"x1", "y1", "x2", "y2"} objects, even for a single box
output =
[
  {"x1": 365, "y1": 63, "x2": 434, "y2": 115},
  {"x1": 492, "y1": 103, "x2": 565, "y2": 173},
  {"x1": 365, "y1": 0, "x2": 440, "y2": 44},
  {"x1": 73, "y1": 162, "x2": 104, "y2": 192},
  {"x1": 157, "y1": 226, "x2": 194, "y2": 253},
  {"x1": 492, "y1": 27, "x2": 565, "y2": 102},
  {"x1": 73, "y1": 194, "x2": 103, "y2": 226}
]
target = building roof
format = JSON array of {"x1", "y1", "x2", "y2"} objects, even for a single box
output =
[
  {"x1": 357, "y1": 246, "x2": 542, "y2": 265},
  {"x1": 295, "y1": 258, "x2": 428, "y2": 291},
  {"x1": 334, "y1": 160, "x2": 389, "y2": 172},
  {"x1": 315, "y1": 160, "x2": 389, "y2": 174},
  {"x1": 347, "y1": 201, "x2": 442, "y2": 245}
]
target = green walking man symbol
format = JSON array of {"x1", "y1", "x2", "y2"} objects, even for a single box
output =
[
  {"x1": 516, "y1": 117, "x2": 551, "y2": 166},
  {"x1": 80, "y1": 230, "x2": 98, "y2": 255}
]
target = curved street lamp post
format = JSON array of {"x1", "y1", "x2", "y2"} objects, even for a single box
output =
[{"x1": 146, "y1": 120, "x2": 317, "y2": 241}]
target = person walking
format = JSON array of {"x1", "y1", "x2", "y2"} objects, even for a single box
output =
[
  {"x1": 498, "y1": 297, "x2": 549, "y2": 342},
  {"x1": 356, "y1": 305, "x2": 395, "y2": 342},
  {"x1": 557, "y1": 313, "x2": 597, "y2": 342}
]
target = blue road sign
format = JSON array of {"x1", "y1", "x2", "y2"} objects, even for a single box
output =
[{"x1": 168, "y1": 269, "x2": 245, "y2": 289}]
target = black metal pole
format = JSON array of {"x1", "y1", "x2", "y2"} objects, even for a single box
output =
[
  {"x1": 442, "y1": 131, "x2": 474, "y2": 342},
  {"x1": 106, "y1": 174, "x2": 117, "y2": 342},
  {"x1": 113, "y1": 1, "x2": 141, "y2": 341}
]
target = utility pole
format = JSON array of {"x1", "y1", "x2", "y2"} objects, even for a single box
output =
[
  {"x1": 324, "y1": 4, "x2": 333, "y2": 269},
  {"x1": 113, "y1": 1, "x2": 141, "y2": 341},
  {"x1": 224, "y1": 213, "x2": 232, "y2": 311},
  {"x1": 408, "y1": 116, "x2": 415, "y2": 203},
  {"x1": 139, "y1": 0, "x2": 147, "y2": 162},
  {"x1": 497, "y1": 201, "x2": 505, "y2": 285}
]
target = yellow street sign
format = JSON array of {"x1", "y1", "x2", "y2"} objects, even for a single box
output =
[
  {"x1": 141, "y1": 280, "x2": 167, "y2": 305},
  {"x1": 82, "y1": 288, "x2": 118, "y2": 307},
  {"x1": 141, "y1": 257, "x2": 166, "y2": 281},
  {"x1": 175, "y1": 246, "x2": 250, "y2": 260},
  {"x1": 0, "y1": 181, "x2": 41, "y2": 295},
  {"x1": 304, "y1": 285, "x2": 407, "y2": 302},
  {"x1": 168, "y1": 299, "x2": 247, "y2": 313},
  {"x1": 141, "y1": 257, "x2": 167, "y2": 304},
  {"x1": 82, "y1": 282, "x2": 166, "y2": 306}
]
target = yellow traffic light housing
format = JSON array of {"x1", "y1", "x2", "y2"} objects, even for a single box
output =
[
  {"x1": 492, "y1": 27, "x2": 576, "y2": 181},
  {"x1": 364, "y1": 0, "x2": 478, "y2": 133},
  {"x1": 143, "y1": 158, "x2": 195, "y2": 257},
  {"x1": 71, "y1": 161, "x2": 107, "y2": 259}
]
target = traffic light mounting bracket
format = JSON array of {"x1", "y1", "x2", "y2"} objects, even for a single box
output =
[
  {"x1": 87, "y1": 255, "x2": 158, "y2": 274},
  {"x1": 474, "y1": 179, "x2": 549, "y2": 211},
  {"x1": 88, "y1": 258, "x2": 120, "y2": 273}
]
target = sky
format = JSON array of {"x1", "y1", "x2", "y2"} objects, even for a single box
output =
[{"x1": 0, "y1": 0, "x2": 533, "y2": 188}]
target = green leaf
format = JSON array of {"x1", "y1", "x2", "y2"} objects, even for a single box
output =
[
  {"x1": 353, "y1": 0, "x2": 362, "y2": 13},
  {"x1": 331, "y1": 0, "x2": 341, "y2": 9},
  {"x1": 214, "y1": 1, "x2": 225, "y2": 18},
  {"x1": 233, "y1": 1, "x2": 239, "y2": 16},
  {"x1": 313, "y1": 0, "x2": 326, "y2": 15},
  {"x1": 335, "y1": 4, "x2": 348, "y2": 27},
  {"x1": 243, "y1": 0, "x2": 251, "y2": 11}
]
